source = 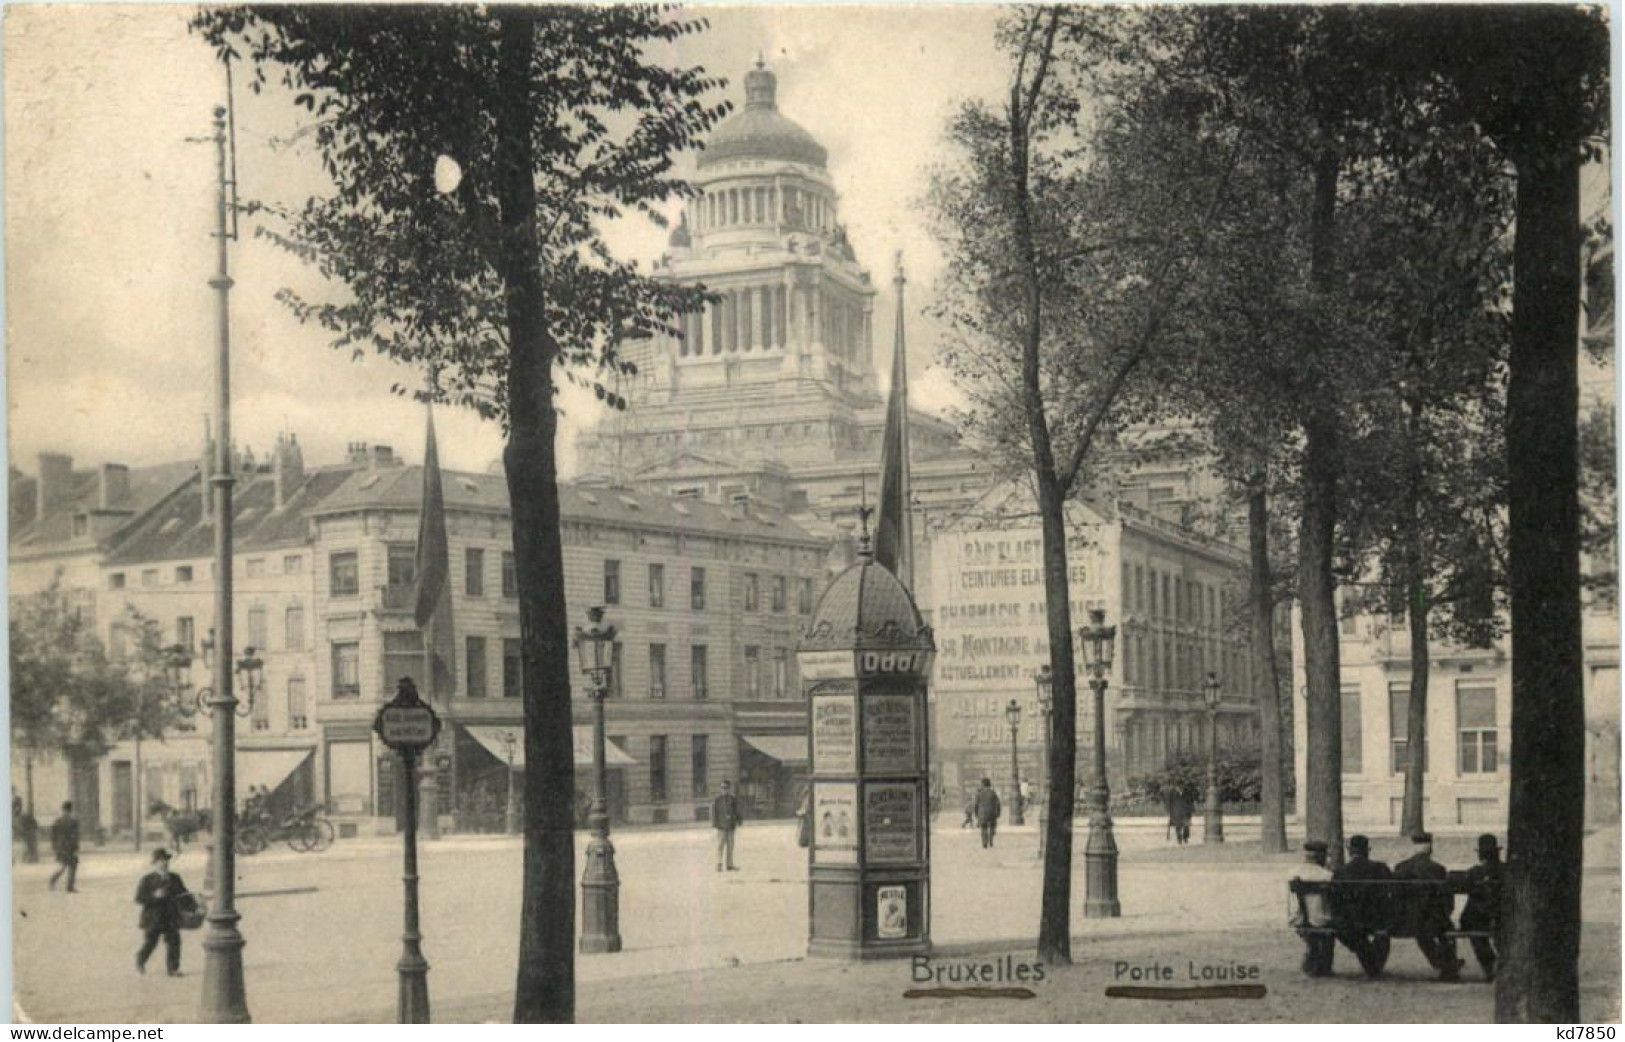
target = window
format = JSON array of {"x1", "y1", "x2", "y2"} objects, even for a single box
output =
[
  {"x1": 246, "y1": 558, "x2": 266, "y2": 578},
  {"x1": 141, "y1": 569, "x2": 159, "y2": 587},
  {"x1": 502, "y1": 552, "x2": 517, "y2": 597},
  {"x1": 251, "y1": 683, "x2": 271, "y2": 732},
  {"x1": 176, "y1": 566, "x2": 194, "y2": 584},
  {"x1": 692, "y1": 735, "x2": 709, "y2": 797},
  {"x1": 383, "y1": 632, "x2": 423, "y2": 690},
  {"x1": 772, "y1": 575, "x2": 787, "y2": 614},
  {"x1": 465, "y1": 548, "x2": 485, "y2": 597},
  {"x1": 503, "y1": 638, "x2": 522, "y2": 698},
  {"x1": 176, "y1": 616, "x2": 195, "y2": 652},
  {"x1": 388, "y1": 544, "x2": 416, "y2": 588},
  {"x1": 72, "y1": 514, "x2": 88, "y2": 538},
  {"x1": 110, "y1": 623, "x2": 130, "y2": 662},
  {"x1": 774, "y1": 649, "x2": 789, "y2": 698},
  {"x1": 691, "y1": 567, "x2": 707, "y2": 611},
  {"x1": 649, "y1": 735, "x2": 668, "y2": 803},
  {"x1": 1122, "y1": 563, "x2": 1132, "y2": 613},
  {"x1": 649, "y1": 644, "x2": 667, "y2": 698},
  {"x1": 332, "y1": 642, "x2": 361, "y2": 699},
  {"x1": 283, "y1": 554, "x2": 303, "y2": 574},
  {"x1": 330, "y1": 552, "x2": 359, "y2": 597},
  {"x1": 649, "y1": 563, "x2": 665, "y2": 608},
  {"x1": 604, "y1": 559, "x2": 621, "y2": 605},
  {"x1": 285, "y1": 605, "x2": 305, "y2": 651},
  {"x1": 799, "y1": 577, "x2": 815, "y2": 615},
  {"x1": 466, "y1": 637, "x2": 487, "y2": 698},
  {"x1": 1389, "y1": 682, "x2": 1428, "y2": 774},
  {"x1": 744, "y1": 646, "x2": 761, "y2": 697},
  {"x1": 287, "y1": 678, "x2": 308, "y2": 730},
  {"x1": 744, "y1": 573, "x2": 759, "y2": 612},
  {"x1": 611, "y1": 641, "x2": 624, "y2": 698},
  {"x1": 109, "y1": 573, "x2": 126, "y2": 590},
  {"x1": 1457, "y1": 685, "x2": 1499, "y2": 774},
  {"x1": 1148, "y1": 569, "x2": 1158, "y2": 615},
  {"x1": 246, "y1": 606, "x2": 267, "y2": 651},
  {"x1": 1341, "y1": 685, "x2": 1364, "y2": 774},
  {"x1": 692, "y1": 645, "x2": 709, "y2": 699}
]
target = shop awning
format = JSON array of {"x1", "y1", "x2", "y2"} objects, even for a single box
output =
[
  {"x1": 239, "y1": 749, "x2": 314, "y2": 795},
  {"x1": 465, "y1": 725, "x2": 636, "y2": 769},
  {"x1": 740, "y1": 734, "x2": 809, "y2": 764}
]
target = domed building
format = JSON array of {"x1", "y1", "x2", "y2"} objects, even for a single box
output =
[{"x1": 575, "y1": 60, "x2": 986, "y2": 593}]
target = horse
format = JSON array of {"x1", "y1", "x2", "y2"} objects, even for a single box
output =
[{"x1": 148, "y1": 800, "x2": 211, "y2": 852}]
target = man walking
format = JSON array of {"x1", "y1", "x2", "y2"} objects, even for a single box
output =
[
  {"x1": 1393, "y1": 831, "x2": 1464, "y2": 981},
  {"x1": 712, "y1": 779, "x2": 743, "y2": 872},
  {"x1": 1457, "y1": 833, "x2": 1504, "y2": 980},
  {"x1": 1289, "y1": 840, "x2": 1336, "y2": 976},
  {"x1": 974, "y1": 778, "x2": 1002, "y2": 849},
  {"x1": 135, "y1": 848, "x2": 190, "y2": 976},
  {"x1": 48, "y1": 801, "x2": 79, "y2": 892}
]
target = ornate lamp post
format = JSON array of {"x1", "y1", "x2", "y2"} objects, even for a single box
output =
[
  {"x1": 573, "y1": 606, "x2": 622, "y2": 954},
  {"x1": 1034, "y1": 665, "x2": 1052, "y2": 859},
  {"x1": 1078, "y1": 608, "x2": 1120, "y2": 918},
  {"x1": 1203, "y1": 672, "x2": 1224, "y2": 844},
  {"x1": 162, "y1": 638, "x2": 264, "y2": 869},
  {"x1": 1004, "y1": 699, "x2": 1024, "y2": 826}
]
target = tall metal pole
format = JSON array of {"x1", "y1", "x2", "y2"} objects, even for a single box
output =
[
  {"x1": 396, "y1": 748, "x2": 431, "y2": 1022},
  {"x1": 199, "y1": 105, "x2": 250, "y2": 1024},
  {"x1": 1204, "y1": 701, "x2": 1224, "y2": 844},
  {"x1": 1037, "y1": 704, "x2": 1051, "y2": 860},
  {"x1": 579, "y1": 682, "x2": 622, "y2": 952},
  {"x1": 504, "y1": 738, "x2": 518, "y2": 836},
  {"x1": 133, "y1": 723, "x2": 143, "y2": 852},
  {"x1": 1083, "y1": 673, "x2": 1120, "y2": 918}
]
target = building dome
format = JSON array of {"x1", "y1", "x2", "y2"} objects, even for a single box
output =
[
  {"x1": 801, "y1": 548, "x2": 933, "y2": 652},
  {"x1": 698, "y1": 61, "x2": 828, "y2": 170}
]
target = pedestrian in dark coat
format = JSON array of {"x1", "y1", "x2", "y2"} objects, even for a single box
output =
[
  {"x1": 48, "y1": 802, "x2": 79, "y2": 892},
  {"x1": 1333, "y1": 834, "x2": 1393, "y2": 977},
  {"x1": 712, "y1": 780, "x2": 743, "y2": 872},
  {"x1": 1392, "y1": 831, "x2": 1463, "y2": 980},
  {"x1": 1166, "y1": 789, "x2": 1193, "y2": 845},
  {"x1": 1457, "y1": 833, "x2": 1504, "y2": 980},
  {"x1": 973, "y1": 778, "x2": 1002, "y2": 848},
  {"x1": 135, "y1": 848, "x2": 189, "y2": 976}
]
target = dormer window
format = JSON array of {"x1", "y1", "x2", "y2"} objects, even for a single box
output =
[{"x1": 71, "y1": 514, "x2": 88, "y2": 538}]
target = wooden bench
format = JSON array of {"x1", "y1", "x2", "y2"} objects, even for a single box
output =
[{"x1": 1288, "y1": 878, "x2": 1494, "y2": 977}]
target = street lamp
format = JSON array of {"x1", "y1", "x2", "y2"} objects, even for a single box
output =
[
  {"x1": 573, "y1": 606, "x2": 622, "y2": 954},
  {"x1": 1005, "y1": 699, "x2": 1024, "y2": 826},
  {"x1": 494, "y1": 729, "x2": 520, "y2": 835},
  {"x1": 1078, "y1": 607, "x2": 1120, "y2": 918},
  {"x1": 1034, "y1": 665, "x2": 1052, "y2": 859},
  {"x1": 1203, "y1": 672, "x2": 1224, "y2": 844}
]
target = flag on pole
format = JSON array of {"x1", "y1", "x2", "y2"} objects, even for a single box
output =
[
  {"x1": 873, "y1": 251, "x2": 913, "y2": 589},
  {"x1": 414, "y1": 408, "x2": 456, "y2": 699}
]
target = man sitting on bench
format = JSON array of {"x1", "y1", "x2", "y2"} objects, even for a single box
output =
[
  {"x1": 1289, "y1": 840, "x2": 1336, "y2": 976},
  {"x1": 1393, "y1": 831, "x2": 1465, "y2": 982},
  {"x1": 1456, "y1": 833, "x2": 1504, "y2": 981},
  {"x1": 1333, "y1": 834, "x2": 1393, "y2": 978}
]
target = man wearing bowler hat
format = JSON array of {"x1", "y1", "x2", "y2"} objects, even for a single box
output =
[
  {"x1": 1457, "y1": 833, "x2": 1505, "y2": 980},
  {"x1": 1393, "y1": 831, "x2": 1463, "y2": 980},
  {"x1": 134, "y1": 848, "x2": 190, "y2": 977},
  {"x1": 1333, "y1": 834, "x2": 1393, "y2": 977}
]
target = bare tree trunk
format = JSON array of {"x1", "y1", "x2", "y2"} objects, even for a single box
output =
[
  {"x1": 1299, "y1": 147, "x2": 1344, "y2": 860},
  {"x1": 1249, "y1": 472, "x2": 1287, "y2": 853},
  {"x1": 498, "y1": 13, "x2": 576, "y2": 1024},
  {"x1": 1401, "y1": 401, "x2": 1430, "y2": 838},
  {"x1": 1495, "y1": 137, "x2": 1585, "y2": 1026}
]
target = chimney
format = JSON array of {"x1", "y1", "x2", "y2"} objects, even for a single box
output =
[
  {"x1": 201, "y1": 416, "x2": 215, "y2": 522},
  {"x1": 273, "y1": 433, "x2": 306, "y2": 510},
  {"x1": 36, "y1": 453, "x2": 73, "y2": 522},
  {"x1": 347, "y1": 441, "x2": 371, "y2": 466},
  {"x1": 372, "y1": 444, "x2": 396, "y2": 468},
  {"x1": 99, "y1": 464, "x2": 131, "y2": 509}
]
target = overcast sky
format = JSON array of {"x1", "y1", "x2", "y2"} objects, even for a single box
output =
[{"x1": 5, "y1": 5, "x2": 1009, "y2": 480}]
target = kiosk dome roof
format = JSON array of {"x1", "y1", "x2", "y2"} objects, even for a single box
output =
[{"x1": 802, "y1": 550, "x2": 932, "y2": 652}]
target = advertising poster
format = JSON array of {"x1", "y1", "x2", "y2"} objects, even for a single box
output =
[
  {"x1": 811, "y1": 691, "x2": 858, "y2": 775},
  {"x1": 812, "y1": 782, "x2": 859, "y2": 865},
  {"x1": 861, "y1": 692, "x2": 918, "y2": 774},
  {"x1": 863, "y1": 782, "x2": 920, "y2": 863},
  {"x1": 876, "y1": 885, "x2": 908, "y2": 939}
]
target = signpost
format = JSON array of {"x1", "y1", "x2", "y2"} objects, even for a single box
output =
[{"x1": 373, "y1": 678, "x2": 441, "y2": 1024}]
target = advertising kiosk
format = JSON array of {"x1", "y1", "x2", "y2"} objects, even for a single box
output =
[{"x1": 798, "y1": 545, "x2": 935, "y2": 959}]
